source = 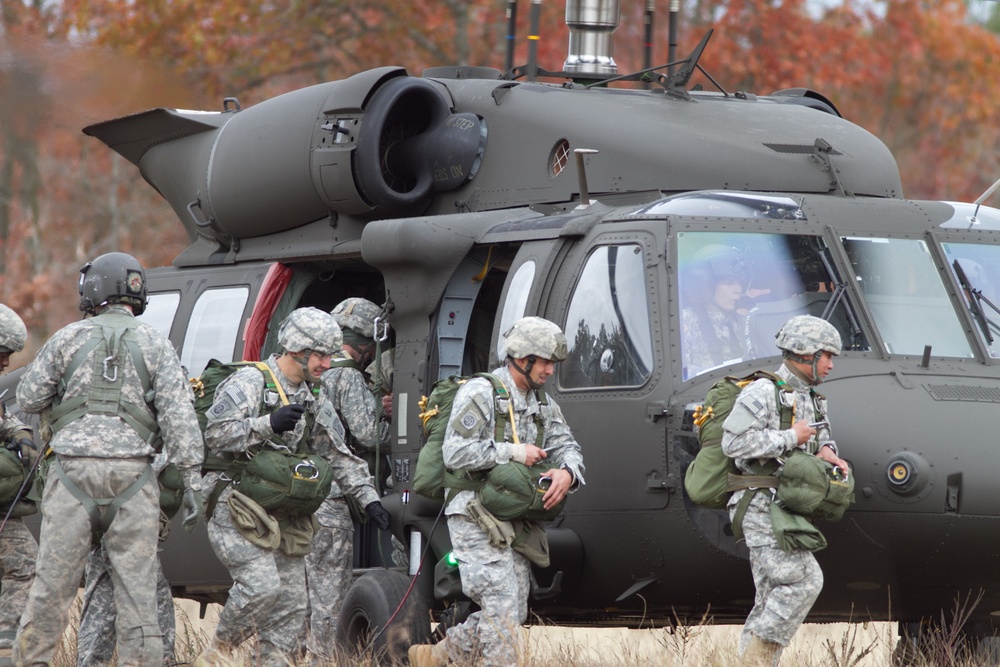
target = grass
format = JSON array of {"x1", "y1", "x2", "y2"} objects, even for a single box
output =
[{"x1": 39, "y1": 592, "x2": 1000, "y2": 666}]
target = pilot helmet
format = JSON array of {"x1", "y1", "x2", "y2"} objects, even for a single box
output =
[
  {"x1": 278, "y1": 307, "x2": 342, "y2": 355},
  {"x1": 79, "y1": 252, "x2": 147, "y2": 316},
  {"x1": 775, "y1": 315, "x2": 842, "y2": 357},
  {"x1": 503, "y1": 316, "x2": 568, "y2": 362},
  {"x1": 685, "y1": 245, "x2": 747, "y2": 301},
  {"x1": 0, "y1": 304, "x2": 26, "y2": 354},
  {"x1": 331, "y1": 297, "x2": 381, "y2": 342}
]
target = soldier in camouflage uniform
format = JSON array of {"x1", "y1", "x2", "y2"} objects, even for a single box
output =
[
  {"x1": 681, "y1": 245, "x2": 749, "y2": 378},
  {"x1": 14, "y1": 253, "x2": 204, "y2": 667},
  {"x1": 195, "y1": 307, "x2": 388, "y2": 667},
  {"x1": 0, "y1": 305, "x2": 37, "y2": 667},
  {"x1": 408, "y1": 316, "x2": 586, "y2": 667},
  {"x1": 302, "y1": 298, "x2": 391, "y2": 658},
  {"x1": 721, "y1": 315, "x2": 850, "y2": 667}
]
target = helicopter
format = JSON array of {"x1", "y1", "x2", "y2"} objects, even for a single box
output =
[{"x1": 10, "y1": 0, "x2": 1000, "y2": 659}]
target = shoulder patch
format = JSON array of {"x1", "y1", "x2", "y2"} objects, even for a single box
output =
[{"x1": 453, "y1": 403, "x2": 485, "y2": 438}]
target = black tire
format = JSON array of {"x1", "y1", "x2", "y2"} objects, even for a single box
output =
[{"x1": 336, "y1": 569, "x2": 432, "y2": 664}]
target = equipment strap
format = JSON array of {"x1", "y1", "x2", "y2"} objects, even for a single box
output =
[{"x1": 51, "y1": 457, "x2": 152, "y2": 545}]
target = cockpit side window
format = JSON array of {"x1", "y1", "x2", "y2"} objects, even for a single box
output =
[
  {"x1": 496, "y1": 261, "x2": 536, "y2": 362},
  {"x1": 560, "y1": 244, "x2": 653, "y2": 388},
  {"x1": 677, "y1": 232, "x2": 866, "y2": 381},
  {"x1": 137, "y1": 291, "x2": 180, "y2": 339},
  {"x1": 942, "y1": 241, "x2": 1000, "y2": 358},
  {"x1": 180, "y1": 286, "x2": 250, "y2": 376}
]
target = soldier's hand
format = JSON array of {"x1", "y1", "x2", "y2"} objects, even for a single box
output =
[
  {"x1": 791, "y1": 419, "x2": 816, "y2": 446},
  {"x1": 270, "y1": 404, "x2": 306, "y2": 433},
  {"x1": 365, "y1": 501, "x2": 391, "y2": 531},
  {"x1": 181, "y1": 488, "x2": 204, "y2": 533},
  {"x1": 523, "y1": 444, "x2": 548, "y2": 466},
  {"x1": 381, "y1": 393, "x2": 393, "y2": 420}
]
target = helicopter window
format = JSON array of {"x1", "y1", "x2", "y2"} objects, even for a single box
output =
[
  {"x1": 180, "y1": 286, "x2": 250, "y2": 376},
  {"x1": 635, "y1": 192, "x2": 805, "y2": 220},
  {"x1": 678, "y1": 231, "x2": 864, "y2": 381},
  {"x1": 136, "y1": 291, "x2": 180, "y2": 339},
  {"x1": 941, "y1": 241, "x2": 1000, "y2": 358},
  {"x1": 843, "y1": 237, "x2": 972, "y2": 357},
  {"x1": 561, "y1": 244, "x2": 653, "y2": 388},
  {"x1": 496, "y1": 261, "x2": 536, "y2": 361}
]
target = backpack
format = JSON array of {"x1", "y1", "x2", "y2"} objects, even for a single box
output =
[
  {"x1": 414, "y1": 373, "x2": 566, "y2": 521},
  {"x1": 683, "y1": 371, "x2": 793, "y2": 509},
  {"x1": 191, "y1": 359, "x2": 333, "y2": 518}
]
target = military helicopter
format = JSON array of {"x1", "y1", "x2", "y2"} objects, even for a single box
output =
[{"x1": 12, "y1": 0, "x2": 1000, "y2": 658}]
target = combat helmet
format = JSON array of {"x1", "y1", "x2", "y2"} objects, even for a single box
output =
[
  {"x1": 278, "y1": 307, "x2": 343, "y2": 355},
  {"x1": 775, "y1": 314, "x2": 841, "y2": 384},
  {"x1": 79, "y1": 252, "x2": 147, "y2": 316},
  {"x1": 503, "y1": 316, "x2": 568, "y2": 362},
  {"x1": 0, "y1": 305, "x2": 26, "y2": 354},
  {"x1": 331, "y1": 297, "x2": 381, "y2": 340}
]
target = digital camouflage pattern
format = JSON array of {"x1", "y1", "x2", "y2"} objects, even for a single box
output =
[
  {"x1": 774, "y1": 315, "x2": 842, "y2": 357},
  {"x1": 438, "y1": 364, "x2": 584, "y2": 666},
  {"x1": 14, "y1": 303, "x2": 203, "y2": 667},
  {"x1": 202, "y1": 353, "x2": 377, "y2": 665},
  {"x1": 0, "y1": 305, "x2": 26, "y2": 353},
  {"x1": 76, "y1": 539, "x2": 176, "y2": 666},
  {"x1": 302, "y1": 497, "x2": 353, "y2": 657},
  {"x1": 277, "y1": 307, "x2": 342, "y2": 354},
  {"x1": 321, "y1": 358, "x2": 389, "y2": 476},
  {"x1": 500, "y1": 317, "x2": 568, "y2": 362},
  {"x1": 680, "y1": 305, "x2": 747, "y2": 377},
  {"x1": 721, "y1": 362, "x2": 833, "y2": 659},
  {"x1": 0, "y1": 407, "x2": 34, "y2": 657},
  {"x1": 331, "y1": 297, "x2": 381, "y2": 339}
]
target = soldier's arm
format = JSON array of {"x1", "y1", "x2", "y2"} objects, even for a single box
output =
[
  {"x1": 204, "y1": 369, "x2": 272, "y2": 454},
  {"x1": 442, "y1": 379, "x2": 517, "y2": 471},
  {"x1": 15, "y1": 332, "x2": 72, "y2": 413},
  {"x1": 541, "y1": 400, "x2": 585, "y2": 488},
  {"x1": 314, "y1": 404, "x2": 378, "y2": 504},
  {"x1": 336, "y1": 370, "x2": 389, "y2": 451},
  {"x1": 147, "y1": 337, "x2": 204, "y2": 489},
  {"x1": 721, "y1": 380, "x2": 796, "y2": 460}
]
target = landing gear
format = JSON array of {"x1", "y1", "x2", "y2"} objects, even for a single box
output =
[{"x1": 336, "y1": 569, "x2": 432, "y2": 664}]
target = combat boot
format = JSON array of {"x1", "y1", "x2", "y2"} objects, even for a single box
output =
[
  {"x1": 407, "y1": 641, "x2": 449, "y2": 667},
  {"x1": 742, "y1": 635, "x2": 781, "y2": 667}
]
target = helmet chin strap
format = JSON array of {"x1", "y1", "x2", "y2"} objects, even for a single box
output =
[
  {"x1": 784, "y1": 355, "x2": 822, "y2": 386},
  {"x1": 293, "y1": 351, "x2": 319, "y2": 386},
  {"x1": 509, "y1": 355, "x2": 541, "y2": 390}
]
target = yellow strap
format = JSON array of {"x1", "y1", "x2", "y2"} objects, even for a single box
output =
[
  {"x1": 494, "y1": 376, "x2": 520, "y2": 445},
  {"x1": 249, "y1": 361, "x2": 290, "y2": 406}
]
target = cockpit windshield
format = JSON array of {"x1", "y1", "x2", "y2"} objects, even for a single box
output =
[
  {"x1": 677, "y1": 231, "x2": 865, "y2": 381},
  {"x1": 941, "y1": 241, "x2": 1000, "y2": 358},
  {"x1": 842, "y1": 237, "x2": 973, "y2": 358}
]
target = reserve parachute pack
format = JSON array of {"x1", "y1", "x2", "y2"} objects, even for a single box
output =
[
  {"x1": 191, "y1": 359, "x2": 333, "y2": 517},
  {"x1": 684, "y1": 370, "x2": 793, "y2": 509},
  {"x1": 414, "y1": 373, "x2": 566, "y2": 522}
]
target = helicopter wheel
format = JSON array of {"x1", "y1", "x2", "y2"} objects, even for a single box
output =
[{"x1": 336, "y1": 569, "x2": 432, "y2": 664}]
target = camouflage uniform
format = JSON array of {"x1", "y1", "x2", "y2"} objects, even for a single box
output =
[
  {"x1": 14, "y1": 304, "x2": 204, "y2": 667},
  {"x1": 0, "y1": 414, "x2": 35, "y2": 662},
  {"x1": 681, "y1": 305, "x2": 746, "y2": 378},
  {"x1": 303, "y1": 357, "x2": 388, "y2": 654},
  {"x1": 76, "y1": 535, "x2": 176, "y2": 666},
  {"x1": 203, "y1": 353, "x2": 378, "y2": 665},
  {"x1": 721, "y1": 316, "x2": 841, "y2": 664},
  {"x1": 440, "y1": 364, "x2": 585, "y2": 667}
]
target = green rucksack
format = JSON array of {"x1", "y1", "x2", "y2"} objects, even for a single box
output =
[
  {"x1": 414, "y1": 374, "x2": 566, "y2": 521},
  {"x1": 0, "y1": 446, "x2": 27, "y2": 507},
  {"x1": 683, "y1": 371, "x2": 792, "y2": 509},
  {"x1": 192, "y1": 359, "x2": 333, "y2": 518}
]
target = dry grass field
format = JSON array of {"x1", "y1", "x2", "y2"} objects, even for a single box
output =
[{"x1": 48, "y1": 598, "x2": 998, "y2": 665}]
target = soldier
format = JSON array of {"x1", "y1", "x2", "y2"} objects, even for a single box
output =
[
  {"x1": 408, "y1": 316, "x2": 586, "y2": 667},
  {"x1": 681, "y1": 244, "x2": 749, "y2": 378},
  {"x1": 721, "y1": 314, "x2": 850, "y2": 666},
  {"x1": 13, "y1": 252, "x2": 204, "y2": 666},
  {"x1": 302, "y1": 297, "x2": 391, "y2": 658},
  {"x1": 195, "y1": 307, "x2": 388, "y2": 667},
  {"x1": 0, "y1": 305, "x2": 37, "y2": 667}
]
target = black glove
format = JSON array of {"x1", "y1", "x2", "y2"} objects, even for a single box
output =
[
  {"x1": 365, "y1": 501, "x2": 391, "y2": 531},
  {"x1": 181, "y1": 488, "x2": 203, "y2": 533},
  {"x1": 269, "y1": 404, "x2": 305, "y2": 433}
]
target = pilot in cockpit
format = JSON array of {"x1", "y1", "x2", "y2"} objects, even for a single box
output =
[{"x1": 681, "y1": 245, "x2": 750, "y2": 379}]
